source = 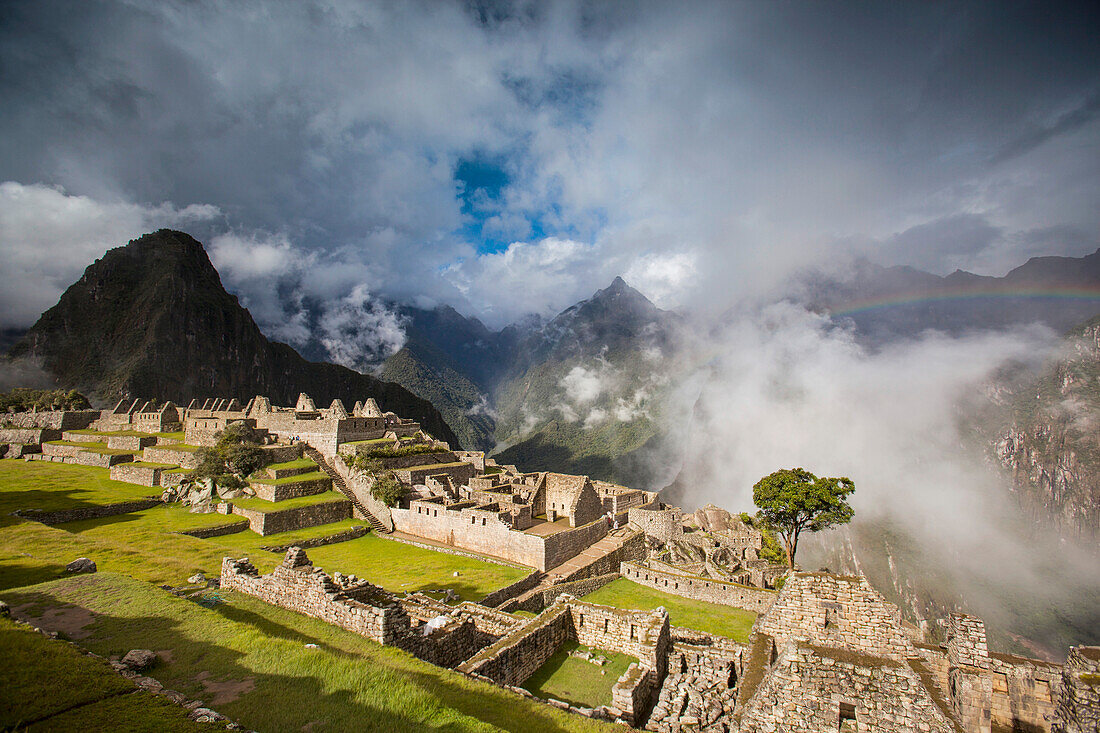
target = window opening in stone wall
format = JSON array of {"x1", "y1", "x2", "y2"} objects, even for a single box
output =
[
  {"x1": 482, "y1": 518, "x2": 486, "y2": 525},
  {"x1": 1035, "y1": 679, "x2": 1051, "y2": 701},
  {"x1": 579, "y1": 614, "x2": 584, "y2": 627},
  {"x1": 727, "y1": 663, "x2": 737, "y2": 688},
  {"x1": 992, "y1": 672, "x2": 1008, "y2": 694},
  {"x1": 838, "y1": 702, "x2": 857, "y2": 732},
  {"x1": 680, "y1": 655, "x2": 688, "y2": 673},
  {"x1": 630, "y1": 624, "x2": 636, "y2": 639},
  {"x1": 604, "y1": 619, "x2": 609, "y2": 633}
]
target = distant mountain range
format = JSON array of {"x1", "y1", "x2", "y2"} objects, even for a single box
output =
[
  {"x1": 5, "y1": 230, "x2": 459, "y2": 447},
  {"x1": 7, "y1": 230, "x2": 1100, "y2": 496},
  {"x1": 800, "y1": 249, "x2": 1100, "y2": 341}
]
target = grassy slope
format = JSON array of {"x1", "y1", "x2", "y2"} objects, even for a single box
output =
[
  {"x1": 581, "y1": 578, "x2": 757, "y2": 642},
  {"x1": 522, "y1": 640, "x2": 637, "y2": 709},
  {"x1": 3, "y1": 573, "x2": 613, "y2": 733},
  {"x1": 0, "y1": 462, "x2": 159, "y2": 525},
  {"x1": 0, "y1": 615, "x2": 224, "y2": 731},
  {"x1": 0, "y1": 460, "x2": 612, "y2": 731}
]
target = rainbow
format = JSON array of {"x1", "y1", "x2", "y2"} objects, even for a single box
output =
[{"x1": 830, "y1": 285, "x2": 1100, "y2": 316}]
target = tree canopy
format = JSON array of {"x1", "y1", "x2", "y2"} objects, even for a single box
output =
[{"x1": 752, "y1": 467, "x2": 855, "y2": 570}]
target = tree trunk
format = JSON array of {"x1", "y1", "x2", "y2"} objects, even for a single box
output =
[{"x1": 786, "y1": 532, "x2": 798, "y2": 569}]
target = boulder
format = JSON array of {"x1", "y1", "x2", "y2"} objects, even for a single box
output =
[
  {"x1": 121, "y1": 649, "x2": 157, "y2": 671},
  {"x1": 65, "y1": 557, "x2": 97, "y2": 573},
  {"x1": 187, "y1": 572, "x2": 206, "y2": 585},
  {"x1": 0, "y1": 599, "x2": 9, "y2": 617}
]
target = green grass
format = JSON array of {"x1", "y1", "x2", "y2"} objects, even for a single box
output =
[
  {"x1": 0, "y1": 461, "x2": 613, "y2": 730},
  {"x1": 247, "y1": 471, "x2": 330, "y2": 485},
  {"x1": 231, "y1": 491, "x2": 347, "y2": 513},
  {"x1": 344, "y1": 438, "x2": 394, "y2": 446},
  {"x1": 521, "y1": 640, "x2": 637, "y2": 709},
  {"x1": 46, "y1": 440, "x2": 108, "y2": 448},
  {"x1": 581, "y1": 578, "x2": 757, "y2": 642},
  {"x1": 263, "y1": 457, "x2": 317, "y2": 471},
  {"x1": 59, "y1": 503, "x2": 247, "y2": 537},
  {"x1": 0, "y1": 461, "x2": 158, "y2": 526},
  {"x1": 203, "y1": 518, "x2": 367, "y2": 554},
  {"x1": 0, "y1": 615, "x2": 225, "y2": 731},
  {"x1": 1, "y1": 573, "x2": 615, "y2": 732}
]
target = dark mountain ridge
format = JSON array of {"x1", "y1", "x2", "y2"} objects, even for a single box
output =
[{"x1": 7, "y1": 229, "x2": 459, "y2": 447}]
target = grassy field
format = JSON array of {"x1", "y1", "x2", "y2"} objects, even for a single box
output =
[
  {"x1": 2, "y1": 573, "x2": 615, "y2": 732},
  {"x1": 581, "y1": 578, "x2": 757, "y2": 642},
  {"x1": 0, "y1": 459, "x2": 612, "y2": 731},
  {"x1": 0, "y1": 615, "x2": 225, "y2": 731},
  {"x1": 522, "y1": 640, "x2": 637, "y2": 709},
  {"x1": 0, "y1": 462, "x2": 158, "y2": 526}
]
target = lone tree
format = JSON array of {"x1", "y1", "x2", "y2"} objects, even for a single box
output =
[{"x1": 752, "y1": 467, "x2": 855, "y2": 570}]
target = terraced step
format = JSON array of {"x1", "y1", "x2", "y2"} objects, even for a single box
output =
[{"x1": 230, "y1": 491, "x2": 352, "y2": 536}]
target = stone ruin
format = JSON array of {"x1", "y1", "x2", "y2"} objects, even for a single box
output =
[
  {"x1": 627, "y1": 502, "x2": 788, "y2": 592},
  {"x1": 218, "y1": 544, "x2": 1098, "y2": 732}
]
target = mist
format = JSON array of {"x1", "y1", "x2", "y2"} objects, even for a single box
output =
[{"x1": 665, "y1": 302, "x2": 1100, "y2": 655}]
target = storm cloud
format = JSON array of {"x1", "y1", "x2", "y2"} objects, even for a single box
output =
[{"x1": 1, "y1": 0, "x2": 1097, "y2": 333}]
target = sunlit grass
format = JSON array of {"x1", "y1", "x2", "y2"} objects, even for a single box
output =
[{"x1": 581, "y1": 578, "x2": 757, "y2": 642}]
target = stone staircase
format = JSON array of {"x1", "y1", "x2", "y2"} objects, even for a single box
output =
[{"x1": 302, "y1": 445, "x2": 390, "y2": 534}]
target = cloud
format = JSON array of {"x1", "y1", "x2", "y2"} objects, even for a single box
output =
[
  {"x1": 0, "y1": 181, "x2": 220, "y2": 328},
  {"x1": 669, "y1": 301, "x2": 1098, "y2": 644},
  {"x1": 318, "y1": 284, "x2": 407, "y2": 373},
  {"x1": 1, "y1": 0, "x2": 1098, "y2": 334}
]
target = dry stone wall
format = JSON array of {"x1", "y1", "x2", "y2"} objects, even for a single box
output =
[
  {"x1": 739, "y1": 643, "x2": 958, "y2": 732},
  {"x1": 109, "y1": 463, "x2": 163, "y2": 487},
  {"x1": 621, "y1": 561, "x2": 777, "y2": 614},
  {"x1": 754, "y1": 571, "x2": 913, "y2": 658},
  {"x1": 16, "y1": 498, "x2": 162, "y2": 525},
  {"x1": 221, "y1": 552, "x2": 408, "y2": 644},
  {"x1": 1053, "y1": 647, "x2": 1100, "y2": 733},
  {"x1": 232, "y1": 499, "x2": 351, "y2": 535},
  {"x1": 1, "y1": 410, "x2": 100, "y2": 430}
]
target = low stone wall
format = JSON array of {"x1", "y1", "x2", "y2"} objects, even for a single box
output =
[
  {"x1": 1, "y1": 410, "x2": 100, "y2": 430},
  {"x1": 261, "y1": 525, "x2": 370, "y2": 552},
  {"x1": 260, "y1": 443, "x2": 303, "y2": 464},
  {"x1": 459, "y1": 604, "x2": 574, "y2": 687},
  {"x1": 221, "y1": 551, "x2": 408, "y2": 644},
  {"x1": 142, "y1": 446, "x2": 200, "y2": 470},
  {"x1": 611, "y1": 664, "x2": 659, "y2": 727},
  {"x1": 620, "y1": 562, "x2": 777, "y2": 614},
  {"x1": 160, "y1": 471, "x2": 190, "y2": 489},
  {"x1": 105, "y1": 434, "x2": 158, "y2": 451},
  {"x1": 109, "y1": 463, "x2": 163, "y2": 487},
  {"x1": 509, "y1": 573, "x2": 620, "y2": 615},
  {"x1": 249, "y1": 476, "x2": 332, "y2": 502},
  {"x1": 176, "y1": 520, "x2": 249, "y2": 538},
  {"x1": 479, "y1": 570, "x2": 544, "y2": 608},
  {"x1": 17, "y1": 498, "x2": 162, "y2": 525},
  {"x1": 0, "y1": 428, "x2": 59, "y2": 445},
  {"x1": 232, "y1": 499, "x2": 351, "y2": 536}
]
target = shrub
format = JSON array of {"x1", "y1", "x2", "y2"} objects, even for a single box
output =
[
  {"x1": 190, "y1": 422, "x2": 267, "y2": 484},
  {"x1": 371, "y1": 473, "x2": 405, "y2": 507}
]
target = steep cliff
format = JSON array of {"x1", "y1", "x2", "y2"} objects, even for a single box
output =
[
  {"x1": 970, "y1": 317, "x2": 1100, "y2": 541},
  {"x1": 7, "y1": 229, "x2": 460, "y2": 447}
]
